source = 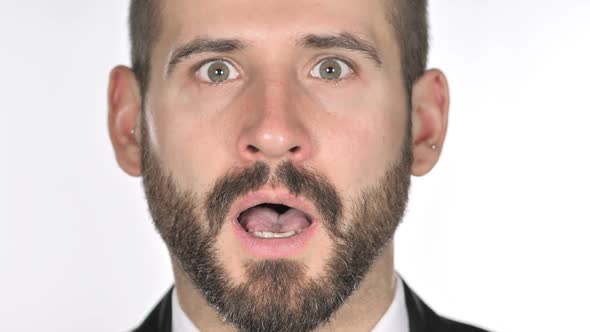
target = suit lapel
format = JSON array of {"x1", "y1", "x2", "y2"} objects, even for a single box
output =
[
  {"x1": 402, "y1": 279, "x2": 443, "y2": 332},
  {"x1": 133, "y1": 286, "x2": 173, "y2": 332}
]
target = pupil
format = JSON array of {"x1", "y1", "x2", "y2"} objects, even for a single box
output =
[
  {"x1": 319, "y1": 60, "x2": 341, "y2": 80},
  {"x1": 208, "y1": 62, "x2": 230, "y2": 82}
]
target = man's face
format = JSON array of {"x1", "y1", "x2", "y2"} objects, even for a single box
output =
[{"x1": 141, "y1": 0, "x2": 411, "y2": 329}]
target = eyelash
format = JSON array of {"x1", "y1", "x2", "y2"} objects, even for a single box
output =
[
  {"x1": 191, "y1": 56, "x2": 358, "y2": 85},
  {"x1": 311, "y1": 56, "x2": 357, "y2": 83},
  {"x1": 193, "y1": 58, "x2": 240, "y2": 86}
]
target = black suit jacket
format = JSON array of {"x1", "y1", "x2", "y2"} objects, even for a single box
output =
[{"x1": 133, "y1": 280, "x2": 489, "y2": 332}]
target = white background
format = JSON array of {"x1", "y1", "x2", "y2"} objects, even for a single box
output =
[{"x1": 1, "y1": 1, "x2": 589, "y2": 331}]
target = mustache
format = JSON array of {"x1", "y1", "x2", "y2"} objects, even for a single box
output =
[{"x1": 204, "y1": 161, "x2": 342, "y2": 236}]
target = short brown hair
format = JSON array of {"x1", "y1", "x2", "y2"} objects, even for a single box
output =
[
  {"x1": 129, "y1": 0, "x2": 160, "y2": 96},
  {"x1": 129, "y1": 0, "x2": 428, "y2": 100},
  {"x1": 389, "y1": 0, "x2": 429, "y2": 99}
]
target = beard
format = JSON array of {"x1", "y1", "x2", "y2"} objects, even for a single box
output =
[{"x1": 140, "y1": 122, "x2": 413, "y2": 332}]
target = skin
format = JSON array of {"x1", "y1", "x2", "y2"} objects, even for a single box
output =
[{"x1": 108, "y1": 0, "x2": 449, "y2": 330}]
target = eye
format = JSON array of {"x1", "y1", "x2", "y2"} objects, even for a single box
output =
[
  {"x1": 196, "y1": 59, "x2": 240, "y2": 83},
  {"x1": 310, "y1": 58, "x2": 353, "y2": 81}
]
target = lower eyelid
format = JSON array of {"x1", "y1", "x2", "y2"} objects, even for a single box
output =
[
  {"x1": 310, "y1": 58, "x2": 355, "y2": 78},
  {"x1": 194, "y1": 59, "x2": 240, "y2": 83},
  {"x1": 194, "y1": 58, "x2": 358, "y2": 84}
]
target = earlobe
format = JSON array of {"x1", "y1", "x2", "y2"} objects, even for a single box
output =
[
  {"x1": 107, "y1": 65, "x2": 143, "y2": 177},
  {"x1": 410, "y1": 69, "x2": 450, "y2": 176}
]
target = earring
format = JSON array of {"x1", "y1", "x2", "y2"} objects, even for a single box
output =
[{"x1": 430, "y1": 143, "x2": 437, "y2": 150}]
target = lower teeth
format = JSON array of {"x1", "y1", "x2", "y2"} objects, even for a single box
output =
[{"x1": 249, "y1": 230, "x2": 301, "y2": 239}]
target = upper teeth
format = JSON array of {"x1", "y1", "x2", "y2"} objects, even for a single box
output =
[{"x1": 249, "y1": 230, "x2": 301, "y2": 239}]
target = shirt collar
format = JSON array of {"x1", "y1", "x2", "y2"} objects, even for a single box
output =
[
  {"x1": 371, "y1": 274, "x2": 409, "y2": 332},
  {"x1": 171, "y1": 287, "x2": 200, "y2": 332},
  {"x1": 172, "y1": 274, "x2": 408, "y2": 332}
]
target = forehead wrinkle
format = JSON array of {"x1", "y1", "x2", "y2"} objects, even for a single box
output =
[{"x1": 156, "y1": 1, "x2": 393, "y2": 79}]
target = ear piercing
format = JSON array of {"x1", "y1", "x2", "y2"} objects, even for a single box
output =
[{"x1": 430, "y1": 143, "x2": 437, "y2": 150}]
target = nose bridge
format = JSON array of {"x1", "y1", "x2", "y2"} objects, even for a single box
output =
[
  {"x1": 262, "y1": 78, "x2": 296, "y2": 127},
  {"x1": 237, "y1": 73, "x2": 312, "y2": 164}
]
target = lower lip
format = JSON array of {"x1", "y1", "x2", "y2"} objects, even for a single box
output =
[{"x1": 231, "y1": 219, "x2": 318, "y2": 259}]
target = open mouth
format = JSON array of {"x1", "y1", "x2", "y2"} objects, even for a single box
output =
[{"x1": 238, "y1": 203, "x2": 313, "y2": 239}]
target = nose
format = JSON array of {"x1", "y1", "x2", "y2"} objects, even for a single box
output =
[{"x1": 237, "y1": 79, "x2": 312, "y2": 164}]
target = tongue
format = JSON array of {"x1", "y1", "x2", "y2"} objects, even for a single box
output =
[{"x1": 239, "y1": 206, "x2": 310, "y2": 233}]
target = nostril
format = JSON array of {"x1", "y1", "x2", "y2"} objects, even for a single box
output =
[
  {"x1": 289, "y1": 146, "x2": 300, "y2": 153},
  {"x1": 247, "y1": 145, "x2": 260, "y2": 153}
]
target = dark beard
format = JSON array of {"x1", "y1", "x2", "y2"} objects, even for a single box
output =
[{"x1": 140, "y1": 122, "x2": 412, "y2": 332}]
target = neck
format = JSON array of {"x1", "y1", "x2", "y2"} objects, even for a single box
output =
[{"x1": 172, "y1": 242, "x2": 396, "y2": 331}]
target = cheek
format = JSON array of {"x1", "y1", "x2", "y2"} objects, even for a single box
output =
[
  {"x1": 145, "y1": 90, "x2": 238, "y2": 193},
  {"x1": 311, "y1": 87, "x2": 407, "y2": 194}
]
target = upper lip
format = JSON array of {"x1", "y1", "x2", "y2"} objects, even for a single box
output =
[{"x1": 229, "y1": 188, "x2": 318, "y2": 224}]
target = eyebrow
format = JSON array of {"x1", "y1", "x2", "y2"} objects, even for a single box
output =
[
  {"x1": 166, "y1": 38, "x2": 246, "y2": 75},
  {"x1": 165, "y1": 32, "x2": 381, "y2": 76},
  {"x1": 298, "y1": 32, "x2": 382, "y2": 67}
]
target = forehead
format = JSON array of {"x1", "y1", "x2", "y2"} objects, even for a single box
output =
[{"x1": 158, "y1": 0, "x2": 394, "y2": 47}]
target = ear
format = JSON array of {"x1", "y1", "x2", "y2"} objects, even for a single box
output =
[
  {"x1": 107, "y1": 65, "x2": 142, "y2": 177},
  {"x1": 410, "y1": 69, "x2": 450, "y2": 176}
]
